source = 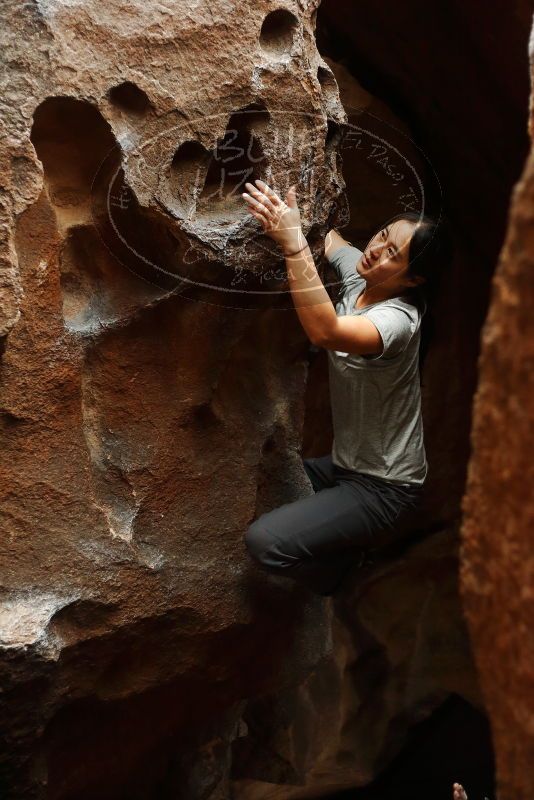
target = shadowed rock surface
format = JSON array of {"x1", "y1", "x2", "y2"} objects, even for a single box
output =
[{"x1": 460, "y1": 20, "x2": 534, "y2": 800}]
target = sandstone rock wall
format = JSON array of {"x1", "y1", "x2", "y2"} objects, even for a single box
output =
[
  {"x1": 460, "y1": 18, "x2": 534, "y2": 800},
  {"x1": 0, "y1": 2, "x2": 344, "y2": 796}
]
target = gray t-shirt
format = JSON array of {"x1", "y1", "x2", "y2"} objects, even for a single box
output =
[{"x1": 325, "y1": 243, "x2": 428, "y2": 487}]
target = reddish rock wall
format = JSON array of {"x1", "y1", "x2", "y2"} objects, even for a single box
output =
[
  {"x1": 460, "y1": 21, "x2": 534, "y2": 800},
  {"x1": 0, "y1": 2, "x2": 343, "y2": 796}
]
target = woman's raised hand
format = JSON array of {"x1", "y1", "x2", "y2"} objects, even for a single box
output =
[{"x1": 242, "y1": 179, "x2": 303, "y2": 252}]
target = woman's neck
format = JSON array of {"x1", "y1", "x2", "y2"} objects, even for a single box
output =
[{"x1": 356, "y1": 284, "x2": 401, "y2": 308}]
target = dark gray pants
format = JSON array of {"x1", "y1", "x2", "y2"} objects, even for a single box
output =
[{"x1": 244, "y1": 454, "x2": 423, "y2": 597}]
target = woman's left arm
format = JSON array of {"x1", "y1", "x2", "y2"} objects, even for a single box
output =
[{"x1": 241, "y1": 179, "x2": 381, "y2": 354}]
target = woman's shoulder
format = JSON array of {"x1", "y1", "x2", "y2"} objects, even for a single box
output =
[
  {"x1": 364, "y1": 294, "x2": 423, "y2": 340},
  {"x1": 386, "y1": 292, "x2": 425, "y2": 322}
]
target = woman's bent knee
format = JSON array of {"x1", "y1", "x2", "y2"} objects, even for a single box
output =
[{"x1": 244, "y1": 520, "x2": 275, "y2": 565}]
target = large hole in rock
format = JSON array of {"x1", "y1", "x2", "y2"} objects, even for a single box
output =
[
  {"x1": 31, "y1": 97, "x2": 120, "y2": 229},
  {"x1": 259, "y1": 9, "x2": 299, "y2": 57},
  {"x1": 31, "y1": 97, "x2": 193, "y2": 324},
  {"x1": 195, "y1": 104, "x2": 271, "y2": 223}
]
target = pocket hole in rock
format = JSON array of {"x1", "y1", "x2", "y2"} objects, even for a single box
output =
[
  {"x1": 259, "y1": 9, "x2": 299, "y2": 57},
  {"x1": 326, "y1": 118, "x2": 342, "y2": 148},
  {"x1": 168, "y1": 140, "x2": 212, "y2": 217},
  {"x1": 59, "y1": 225, "x2": 164, "y2": 333},
  {"x1": 196, "y1": 105, "x2": 271, "y2": 222},
  {"x1": 317, "y1": 65, "x2": 337, "y2": 92},
  {"x1": 107, "y1": 82, "x2": 152, "y2": 116}
]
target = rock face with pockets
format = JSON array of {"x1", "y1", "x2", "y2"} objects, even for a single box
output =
[
  {"x1": 0, "y1": 2, "x2": 347, "y2": 796},
  {"x1": 0, "y1": 0, "x2": 532, "y2": 798}
]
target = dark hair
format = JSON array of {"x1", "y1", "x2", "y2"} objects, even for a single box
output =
[{"x1": 384, "y1": 211, "x2": 454, "y2": 381}]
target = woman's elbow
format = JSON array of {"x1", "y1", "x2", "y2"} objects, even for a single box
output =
[{"x1": 310, "y1": 330, "x2": 331, "y2": 349}]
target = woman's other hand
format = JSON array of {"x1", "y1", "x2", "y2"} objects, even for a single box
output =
[{"x1": 242, "y1": 179, "x2": 303, "y2": 252}]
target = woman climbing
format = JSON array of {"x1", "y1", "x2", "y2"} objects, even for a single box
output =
[{"x1": 242, "y1": 179, "x2": 453, "y2": 597}]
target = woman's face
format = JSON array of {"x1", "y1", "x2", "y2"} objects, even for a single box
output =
[{"x1": 357, "y1": 219, "x2": 420, "y2": 291}]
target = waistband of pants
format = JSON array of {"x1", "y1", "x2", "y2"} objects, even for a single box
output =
[{"x1": 333, "y1": 464, "x2": 424, "y2": 494}]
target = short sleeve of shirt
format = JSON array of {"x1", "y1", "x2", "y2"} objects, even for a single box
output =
[
  {"x1": 362, "y1": 304, "x2": 418, "y2": 360},
  {"x1": 327, "y1": 244, "x2": 363, "y2": 294}
]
